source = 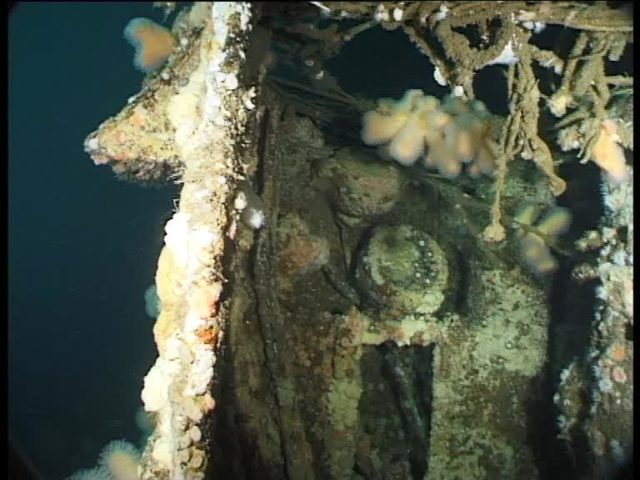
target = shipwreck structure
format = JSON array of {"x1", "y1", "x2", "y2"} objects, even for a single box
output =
[{"x1": 83, "y1": 2, "x2": 633, "y2": 479}]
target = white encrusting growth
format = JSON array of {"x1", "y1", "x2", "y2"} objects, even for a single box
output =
[
  {"x1": 484, "y1": 40, "x2": 519, "y2": 66},
  {"x1": 433, "y1": 67, "x2": 447, "y2": 86},
  {"x1": 138, "y1": 3, "x2": 254, "y2": 478}
]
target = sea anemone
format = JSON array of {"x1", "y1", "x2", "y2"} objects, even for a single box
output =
[
  {"x1": 124, "y1": 18, "x2": 176, "y2": 72},
  {"x1": 361, "y1": 90, "x2": 498, "y2": 178},
  {"x1": 67, "y1": 440, "x2": 141, "y2": 480},
  {"x1": 388, "y1": 113, "x2": 426, "y2": 165},
  {"x1": 144, "y1": 284, "x2": 161, "y2": 319},
  {"x1": 68, "y1": 467, "x2": 111, "y2": 480},
  {"x1": 361, "y1": 110, "x2": 406, "y2": 145},
  {"x1": 534, "y1": 206, "x2": 572, "y2": 237},
  {"x1": 98, "y1": 440, "x2": 140, "y2": 480},
  {"x1": 134, "y1": 406, "x2": 156, "y2": 435},
  {"x1": 513, "y1": 203, "x2": 572, "y2": 276},
  {"x1": 518, "y1": 232, "x2": 559, "y2": 276},
  {"x1": 590, "y1": 119, "x2": 628, "y2": 184}
]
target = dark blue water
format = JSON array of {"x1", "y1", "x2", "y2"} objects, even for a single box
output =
[{"x1": 9, "y1": 4, "x2": 178, "y2": 478}]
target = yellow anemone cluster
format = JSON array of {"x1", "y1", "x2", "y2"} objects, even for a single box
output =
[
  {"x1": 514, "y1": 203, "x2": 572, "y2": 276},
  {"x1": 361, "y1": 90, "x2": 498, "y2": 178}
]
